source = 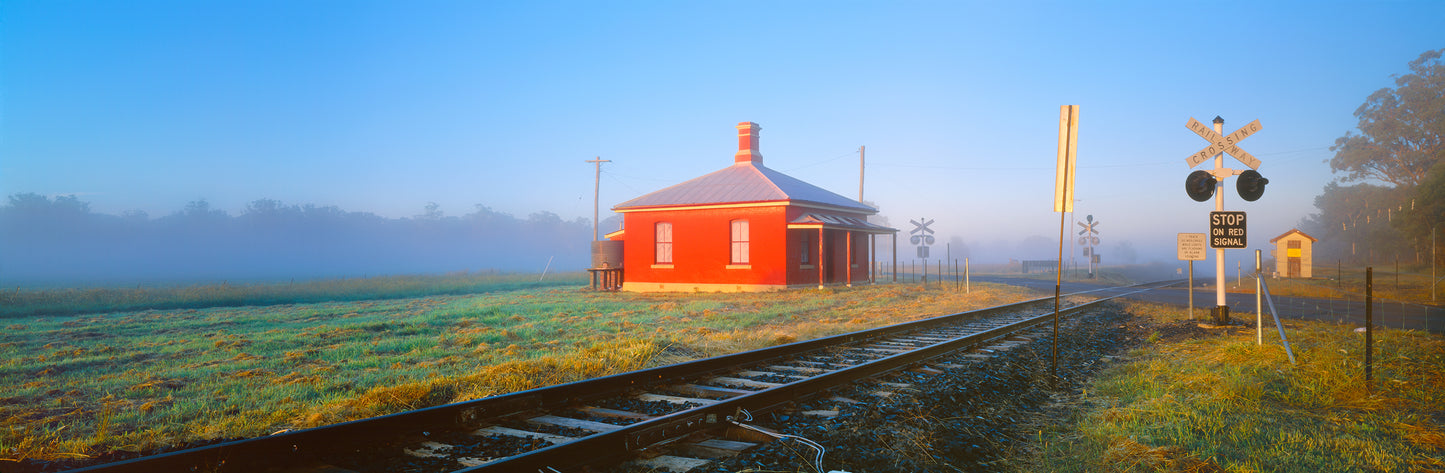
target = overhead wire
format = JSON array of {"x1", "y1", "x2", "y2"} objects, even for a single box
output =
[
  {"x1": 599, "y1": 169, "x2": 651, "y2": 196},
  {"x1": 782, "y1": 149, "x2": 861, "y2": 173},
  {"x1": 869, "y1": 145, "x2": 1334, "y2": 171}
]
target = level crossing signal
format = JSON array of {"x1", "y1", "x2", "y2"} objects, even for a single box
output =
[
  {"x1": 1182, "y1": 116, "x2": 1270, "y2": 202},
  {"x1": 910, "y1": 218, "x2": 935, "y2": 259},
  {"x1": 1077, "y1": 214, "x2": 1100, "y2": 246},
  {"x1": 1184, "y1": 168, "x2": 1269, "y2": 202},
  {"x1": 1185, "y1": 170, "x2": 1216, "y2": 202},
  {"x1": 1236, "y1": 170, "x2": 1269, "y2": 202}
]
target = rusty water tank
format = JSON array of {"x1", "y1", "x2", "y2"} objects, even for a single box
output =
[{"x1": 590, "y1": 240, "x2": 623, "y2": 268}]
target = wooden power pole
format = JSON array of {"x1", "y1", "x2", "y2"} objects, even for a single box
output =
[
  {"x1": 587, "y1": 157, "x2": 611, "y2": 241},
  {"x1": 858, "y1": 145, "x2": 865, "y2": 203}
]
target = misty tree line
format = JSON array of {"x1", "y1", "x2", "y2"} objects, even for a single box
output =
[
  {"x1": 1296, "y1": 49, "x2": 1444, "y2": 268},
  {"x1": 0, "y1": 193, "x2": 592, "y2": 285}
]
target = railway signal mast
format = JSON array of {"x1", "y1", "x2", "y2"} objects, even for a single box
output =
[
  {"x1": 910, "y1": 218, "x2": 936, "y2": 259},
  {"x1": 1183, "y1": 116, "x2": 1269, "y2": 324},
  {"x1": 1078, "y1": 214, "x2": 1100, "y2": 277},
  {"x1": 910, "y1": 218, "x2": 936, "y2": 283}
]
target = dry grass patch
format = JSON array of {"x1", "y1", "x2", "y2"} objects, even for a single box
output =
[{"x1": 1022, "y1": 300, "x2": 1445, "y2": 472}]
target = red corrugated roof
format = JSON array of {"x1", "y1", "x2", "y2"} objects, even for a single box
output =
[{"x1": 613, "y1": 162, "x2": 877, "y2": 213}]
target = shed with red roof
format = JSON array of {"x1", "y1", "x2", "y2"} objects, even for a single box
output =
[{"x1": 605, "y1": 122, "x2": 895, "y2": 292}]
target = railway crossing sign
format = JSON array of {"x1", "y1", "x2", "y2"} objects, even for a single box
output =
[
  {"x1": 1076, "y1": 214, "x2": 1101, "y2": 275},
  {"x1": 1077, "y1": 214, "x2": 1100, "y2": 246},
  {"x1": 910, "y1": 218, "x2": 935, "y2": 258},
  {"x1": 1185, "y1": 118, "x2": 1262, "y2": 170}
]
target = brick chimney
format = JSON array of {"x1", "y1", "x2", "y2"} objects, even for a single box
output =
[{"x1": 734, "y1": 122, "x2": 762, "y2": 165}]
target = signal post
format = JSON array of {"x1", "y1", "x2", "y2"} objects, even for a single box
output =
[{"x1": 1183, "y1": 116, "x2": 1269, "y2": 324}]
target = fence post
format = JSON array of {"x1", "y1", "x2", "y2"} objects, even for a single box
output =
[{"x1": 1366, "y1": 267, "x2": 1373, "y2": 390}]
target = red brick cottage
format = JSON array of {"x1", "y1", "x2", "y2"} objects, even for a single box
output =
[{"x1": 605, "y1": 122, "x2": 895, "y2": 292}]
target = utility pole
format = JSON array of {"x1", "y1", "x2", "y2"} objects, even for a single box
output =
[
  {"x1": 860, "y1": 145, "x2": 868, "y2": 282},
  {"x1": 859, "y1": 145, "x2": 866, "y2": 203},
  {"x1": 586, "y1": 157, "x2": 611, "y2": 241}
]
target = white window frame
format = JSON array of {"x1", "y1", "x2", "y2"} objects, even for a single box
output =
[
  {"x1": 729, "y1": 219, "x2": 750, "y2": 266},
  {"x1": 654, "y1": 222, "x2": 673, "y2": 266}
]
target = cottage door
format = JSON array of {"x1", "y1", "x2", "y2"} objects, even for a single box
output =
[{"x1": 1287, "y1": 240, "x2": 1302, "y2": 278}]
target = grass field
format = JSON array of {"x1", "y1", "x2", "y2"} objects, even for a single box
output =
[
  {"x1": 1021, "y1": 300, "x2": 1445, "y2": 472},
  {"x1": 0, "y1": 279, "x2": 1037, "y2": 463}
]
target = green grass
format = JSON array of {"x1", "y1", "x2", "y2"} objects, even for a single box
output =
[
  {"x1": 1022, "y1": 301, "x2": 1445, "y2": 472},
  {"x1": 0, "y1": 280, "x2": 1036, "y2": 463},
  {"x1": 0, "y1": 271, "x2": 587, "y2": 318}
]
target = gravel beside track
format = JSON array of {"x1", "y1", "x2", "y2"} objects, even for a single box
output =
[{"x1": 619, "y1": 302, "x2": 1159, "y2": 473}]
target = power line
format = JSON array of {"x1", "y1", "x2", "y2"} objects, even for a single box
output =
[
  {"x1": 871, "y1": 145, "x2": 1334, "y2": 171},
  {"x1": 781, "y1": 149, "x2": 860, "y2": 172},
  {"x1": 600, "y1": 170, "x2": 648, "y2": 196}
]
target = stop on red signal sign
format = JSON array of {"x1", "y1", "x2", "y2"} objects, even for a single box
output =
[{"x1": 1210, "y1": 211, "x2": 1246, "y2": 248}]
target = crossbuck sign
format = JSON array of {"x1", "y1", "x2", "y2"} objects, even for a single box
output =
[
  {"x1": 1185, "y1": 118, "x2": 1262, "y2": 170},
  {"x1": 910, "y1": 218, "x2": 935, "y2": 258}
]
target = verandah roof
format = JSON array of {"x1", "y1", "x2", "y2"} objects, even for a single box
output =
[{"x1": 786, "y1": 213, "x2": 896, "y2": 234}]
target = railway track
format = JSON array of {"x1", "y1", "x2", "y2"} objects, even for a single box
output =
[{"x1": 70, "y1": 280, "x2": 1179, "y2": 473}]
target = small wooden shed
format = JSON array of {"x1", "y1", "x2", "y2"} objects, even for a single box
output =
[{"x1": 1269, "y1": 229, "x2": 1318, "y2": 278}]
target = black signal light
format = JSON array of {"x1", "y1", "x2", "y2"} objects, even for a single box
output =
[
  {"x1": 1237, "y1": 169, "x2": 1268, "y2": 201},
  {"x1": 1185, "y1": 170, "x2": 1216, "y2": 202}
]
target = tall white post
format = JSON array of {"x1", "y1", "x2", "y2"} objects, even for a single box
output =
[{"x1": 1213, "y1": 117, "x2": 1227, "y2": 320}]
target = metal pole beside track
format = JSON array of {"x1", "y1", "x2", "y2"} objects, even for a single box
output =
[{"x1": 1366, "y1": 267, "x2": 1374, "y2": 390}]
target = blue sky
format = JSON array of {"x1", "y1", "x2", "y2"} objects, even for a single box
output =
[{"x1": 3, "y1": 0, "x2": 1442, "y2": 266}]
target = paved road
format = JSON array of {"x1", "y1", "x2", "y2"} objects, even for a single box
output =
[{"x1": 961, "y1": 275, "x2": 1445, "y2": 333}]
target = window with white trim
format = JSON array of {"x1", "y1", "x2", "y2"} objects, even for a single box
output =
[
  {"x1": 730, "y1": 219, "x2": 750, "y2": 265},
  {"x1": 655, "y1": 222, "x2": 673, "y2": 264}
]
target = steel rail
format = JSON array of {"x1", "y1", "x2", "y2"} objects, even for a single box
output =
[
  {"x1": 462, "y1": 280, "x2": 1176, "y2": 472},
  {"x1": 69, "y1": 280, "x2": 1179, "y2": 473}
]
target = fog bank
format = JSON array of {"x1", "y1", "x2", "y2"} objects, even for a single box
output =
[{"x1": 0, "y1": 194, "x2": 592, "y2": 286}]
